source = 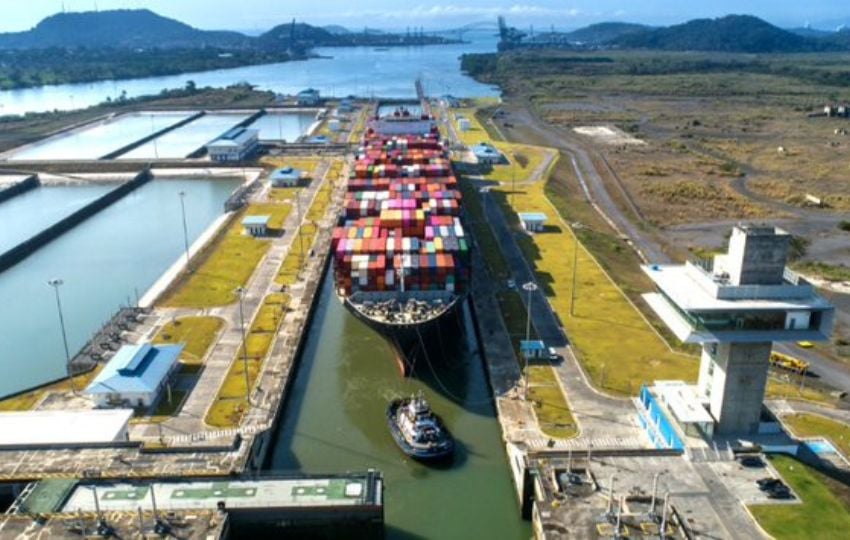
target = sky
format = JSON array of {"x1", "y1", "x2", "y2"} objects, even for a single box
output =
[{"x1": 1, "y1": 1, "x2": 849, "y2": 33}]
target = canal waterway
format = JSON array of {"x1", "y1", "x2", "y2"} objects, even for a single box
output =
[
  {"x1": 0, "y1": 34, "x2": 499, "y2": 116},
  {"x1": 0, "y1": 178, "x2": 239, "y2": 397},
  {"x1": 0, "y1": 183, "x2": 115, "y2": 254},
  {"x1": 6, "y1": 112, "x2": 193, "y2": 161},
  {"x1": 246, "y1": 110, "x2": 318, "y2": 142},
  {"x1": 119, "y1": 113, "x2": 251, "y2": 160},
  {"x1": 269, "y1": 276, "x2": 530, "y2": 539}
]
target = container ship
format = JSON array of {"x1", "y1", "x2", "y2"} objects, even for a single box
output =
[{"x1": 331, "y1": 106, "x2": 470, "y2": 375}]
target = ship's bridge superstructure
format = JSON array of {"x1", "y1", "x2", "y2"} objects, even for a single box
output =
[{"x1": 641, "y1": 226, "x2": 834, "y2": 435}]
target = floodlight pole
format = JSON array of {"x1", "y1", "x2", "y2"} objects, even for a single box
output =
[
  {"x1": 179, "y1": 191, "x2": 191, "y2": 272},
  {"x1": 48, "y1": 278, "x2": 76, "y2": 394},
  {"x1": 570, "y1": 222, "x2": 582, "y2": 316},
  {"x1": 236, "y1": 287, "x2": 251, "y2": 404},
  {"x1": 522, "y1": 281, "x2": 538, "y2": 401}
]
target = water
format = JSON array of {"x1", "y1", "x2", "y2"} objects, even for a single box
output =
[
  {"x1": 0, "y1": 34, "x2": 499, "y2": 116},
  {"x1": 0, "y1": 178, "x2": 238, "y2": 397},
  {"x1": 804, "y1": 439, "x2": 838, "y2": 455},
  {"x1": 246, "y1": 111, "x2": 318, "y2": 141},
  {"x1": 269, "y1": 276, "x2": 530, "y2": 539},
  {"x1": 377, "y1": 103, "x2": 423, "y2": 117},
  {"x1": 118, "y1": 114, "x2": 250, "y2": 160},
  {"x1": 0, "y1": 184, "x2": 114, "y2": 253},
  {"x1": 7, "y1": 112, "x2": 193, "y2": 161}
]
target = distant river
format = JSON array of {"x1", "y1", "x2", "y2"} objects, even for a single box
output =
[{"x1": 0, "y1": 34, "x2": 499, "y2": 116}]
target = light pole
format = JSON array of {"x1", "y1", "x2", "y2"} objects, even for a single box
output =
[
  {"x1": 570, "y1": 222, "x2": 583, "y2": 316},
  {"x1": 47, "y1": 278, "x2": 75, "y2": 393},
  {"x1": 522, "y1": 281, "x2": 538, "y2": 400},
  {"x1": 235, "y1": 287, "x2": 251, "y2": 404},
  {"x1": 295, "y1": 187, "x2": 305, "y2": 276},
  {"x1": 650, "y1": 471, "x2": 665, "y2": 519},
  {"x1": 178, "y1": 191, "x2": 191, "y2": 272}
]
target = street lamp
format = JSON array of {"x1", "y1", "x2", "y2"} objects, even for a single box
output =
[
  {"x1": 522, "y1": 281, "x2": 538, "y2": 400},
  {"x1": 235, "y1": 287, "x2": 251, "y2": 404},
  {"x1": 47, "y1": 278, "x2": 75, "y2": 394},
  {"x1": 178, "y1": 191, "x2": 191, "y2": 272}
]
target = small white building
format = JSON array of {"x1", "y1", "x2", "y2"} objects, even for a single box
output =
[
  {"x1": 242, "y1": 215, "x2": 271, "y2": 236},
  {"x1": 328, "y1": 118, "x2": 342, "y2": 132},
  {"x1": 0, "y1": 409, "x2": 133, "y2": 447},
  {"x1": 520, "y1": 340, "x2": 547, "y2": 360},
  {"x1": 457, "y1": 117, "x2": 471, "y2": 132},
  {"x1": 85, "y1": 343, "x2": 183, "y2": 408},
  {"x1": 206, "y1": 127, "x2": 259, "y2": 162},
  {"x1": 471, "y1": 143, "x2": 504, "y2": 165},
  {"x1": 297, "y1": 88, "x2": 321, "y2": 106},
  {"x1": 269, "y1": 166, "x2": 304, "y2": 188},
  {"x1": 518, "y1": 212, "x2": 547, "y2": 232}
]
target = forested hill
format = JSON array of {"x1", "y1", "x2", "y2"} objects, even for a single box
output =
[
  {"x1": 0, "y1": 9, "x2": 252, "y2": 49},
  {"x1": 562, "y1": 23, "x2": 649, "y2": 45},
  {"x1": 611, "y1": 15, "x2": 825, "y2": 53}
]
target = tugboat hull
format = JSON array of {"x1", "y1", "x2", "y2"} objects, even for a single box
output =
[{"x1": 386, "y1": 399, "x2": 454, "y2": 461}]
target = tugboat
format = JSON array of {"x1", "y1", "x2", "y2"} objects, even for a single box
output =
[{"x1": 387, "y1": 393, "x2": 454, "y2": 461}]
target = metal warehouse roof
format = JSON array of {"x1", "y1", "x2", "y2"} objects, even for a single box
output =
[
  {"x1": 520, "y1": 340, "x2": 546, "y2": 352},
  {"x1": 471, "y1": 143, "x2": 501, "y2": 157},
  {"x1": 242, "y1": 215, "x2": 271, "y2": 226},
  {"x1": 0, "y1": 409, "x2": 133, "y2": 446},
  {"x1": 518, "y1": 212, "x2": 548, "y2": 222},
  {"x1": 270, "y1": 166, "x2": 303, "y2": 180},
  {"x1": 85, "y1": 343, "x2": 182, "y2": 395}
]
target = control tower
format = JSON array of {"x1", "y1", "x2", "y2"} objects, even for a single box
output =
[{"x1": 642, "y1": 226, "x2": 834, "y2": 435}]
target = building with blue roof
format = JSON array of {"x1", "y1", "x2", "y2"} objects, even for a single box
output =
[
  {"x1": 519, "y1": 340, "x2": 547, "y2": 359},
  {"x1": 297, "y1": 88, "x2": 321, "y2": 106},
  {"x1": 206, "y1": 127, "x2": 259, "y2": 162},
  {"x1": 471, "y1": 142, "x2": 504, "y2": 165},
  {"x1": 85, "y1": 343, "x2": 183, "y2": 408},
  {"x1": 242, "y1": 215, "x2": 271, "y2": 236},
  {"x1": 269, "y1": 166, "x2": 304, "y2": 188},
  {"x1": 518, "y1": 212, "x2": 548, "y2": 232}
]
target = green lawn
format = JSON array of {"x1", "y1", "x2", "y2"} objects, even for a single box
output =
[
  {"x1": 782, "y1": 413, "x2": 850, "y2": 458},
  {"x1": 750, "y1": 454, "x2": 850, "y2": 539},
  {"x1": 161, "y1": 208, "x2": 272, "y2": 308},
  {"x1": 152, "y1": 316, "x2": 224, "y2": 366},
  {"x1": 206, "y1": 293, "x2": 290, "y2": 427}
]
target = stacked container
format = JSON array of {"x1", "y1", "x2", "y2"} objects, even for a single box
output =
[{"x1": 333, "y1": 128, "x2": 470, "y2": 296}]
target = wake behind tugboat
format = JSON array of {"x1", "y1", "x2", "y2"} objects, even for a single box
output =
[{"x1": 387, "y1": 393, "x2": 454, "y2": 461}]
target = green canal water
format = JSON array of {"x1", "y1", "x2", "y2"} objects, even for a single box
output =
[{"x1": 269, "y1": 275, "x2": 530, "y2": 539}]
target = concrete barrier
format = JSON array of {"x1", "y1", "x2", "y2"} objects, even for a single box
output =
[
  {"x1": 0, "y1": 175, "x2": 38, "y2": 204},
  {"x1": 0, "y1": 169, "x2": 153, "y2": 273},
  {"x1": 100, "y1": 111, "x2": 206, "y2": 160}
]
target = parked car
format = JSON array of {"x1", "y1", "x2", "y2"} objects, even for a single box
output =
[
  {"x1": 506, "y1": 279, "x2": 516, "y2": 290},
  {"x1": 756, "y1": 478, "x2": 782, "y2": 491},
  {"x1": 548, "y1": 347, "x2": 560, "y2": 360},
  {"x1": 767, "y1": 484, "x2": 792, "y2": 499},
  {"x1": 739, "y1": 455, "x2": 765, "y2": 468}
]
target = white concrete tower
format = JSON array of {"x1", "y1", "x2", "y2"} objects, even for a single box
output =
[{"x1": 642, "y1": 226, "x2": 834, "y2": 435}]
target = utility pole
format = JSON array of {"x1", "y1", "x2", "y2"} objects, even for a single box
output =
[
  {"x1": 236, "y1": 287, "x2": 251, "y2": 404},
  {"x1": 48, "y1": 278, "x2": 75, "y2": 393},
  {"x1": 522, "y1": 281, "x2": 538, "y2": 400},
  {"x1": 179, "y1": 191, "x2": 191, "y2": 272},
  {"x1": 570, "y1": 222, "x2": 582, "y2": 316}
]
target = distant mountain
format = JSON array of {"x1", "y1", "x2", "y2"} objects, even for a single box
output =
[
  {"x1": 0, "y1": 9, "x2": 252, "y2": 50},
  {"x1": 612, "y1": 15, "x2": 827, "y2": 53},
  {"x1": 787, "y1": 26, "x2": 833, "y2": 38},
  {"x1": 258, "y1": 22, "x2": 455, "y2": 51},
  {"x1": 323, "y1": 25, "x2": 352, "y2": 35},
  {"x1": 562, "y1": 22, "x2": 649, "y2": 45}
]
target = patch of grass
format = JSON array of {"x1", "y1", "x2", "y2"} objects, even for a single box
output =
[
  {"x1": 794, "y1": 262, "x2": 850, "y2": 283},
  {"x1": 765, "y1": 376, "x2": 838, "y2": 407},
  {"x1": 782, "y1": 413, "x2": 850, "y2": 458},
  {"x1": 206, "y1": 293, "x2": 290, "y2": 427},
  {"x1": 750, "y1": 454, "x2": 850, "y2": 540},
  {"x1": 499, "y1": 290, "x2": 576, "y2": 439},
  {"x1": 152, "y1": 316, "x2": 223, "y2": 366},
  {"x1": 0, "y1": 367, "x2": 102, "y2": 411},
  {"x1": 493, "y1": 179, "x2": 697, "y2": 395},
  {"x1": 457, "y1": 176, "x2": 510, "y2": 279},
  {"x1": 161, "y1": 208, "x2": 272, "y2": 308}
]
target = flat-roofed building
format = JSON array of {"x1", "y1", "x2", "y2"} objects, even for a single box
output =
[
  {"x1": 0, "y1": 409, "x2": 133, "y2": 447},
  {"x1": 642, "y1": 225, "x2": 834, "y2": 435},
  {"x1": 242, "y1": 215, "x2": 271, "y2": 236},
  {"x1": 85, "y1": 343, "x2": 183, "y2": 408},
  {"x1": 471, "y1": 143, "x2": 504, "y2": 165},
  {"x1": 297, "y1": 88, "x2": 321, "y2": 106},
  {"x1": 518, "y1": 212, "x2": 547, "y2": 232},
  {"x1": 207, "y1": 127, "x2": 259, "y2": 162},
  {"x1": 520, "y1": 340, "x2": 547, "y2": 359},
  {"x1": 269, "y1": 166, "x2": 304, "y2": 187}
]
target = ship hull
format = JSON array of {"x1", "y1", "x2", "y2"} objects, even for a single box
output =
[{"x1": 342, "y1": 295, "x2": 465, "y2": 376}]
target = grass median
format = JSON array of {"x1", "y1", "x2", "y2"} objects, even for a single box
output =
[
  {"x1": 206, "y1": 293, "x2": 291, "y2": 427},
  {"x1": 750, "y1": 454, "x2": 850, "y2": 539},
  {"x1": 162, "y1": 204, "x2": 290, "y2": 308},
  {"x1": 153, "y1": 316, "x2": 224, "y2": 366},
  {"x1": 782, "y1": 413, "x2": 850, "y2": 458}
]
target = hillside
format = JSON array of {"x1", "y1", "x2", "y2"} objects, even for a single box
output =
[
  {"x1": 613, "y1": 15, "x2": 822, "y2": 53},
  {"x1": 562, "y1": 23, "x2": 649, "y2": 45},
  {"x1": 0, "y1": 9, "x2": 252, "y2": 49}
]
